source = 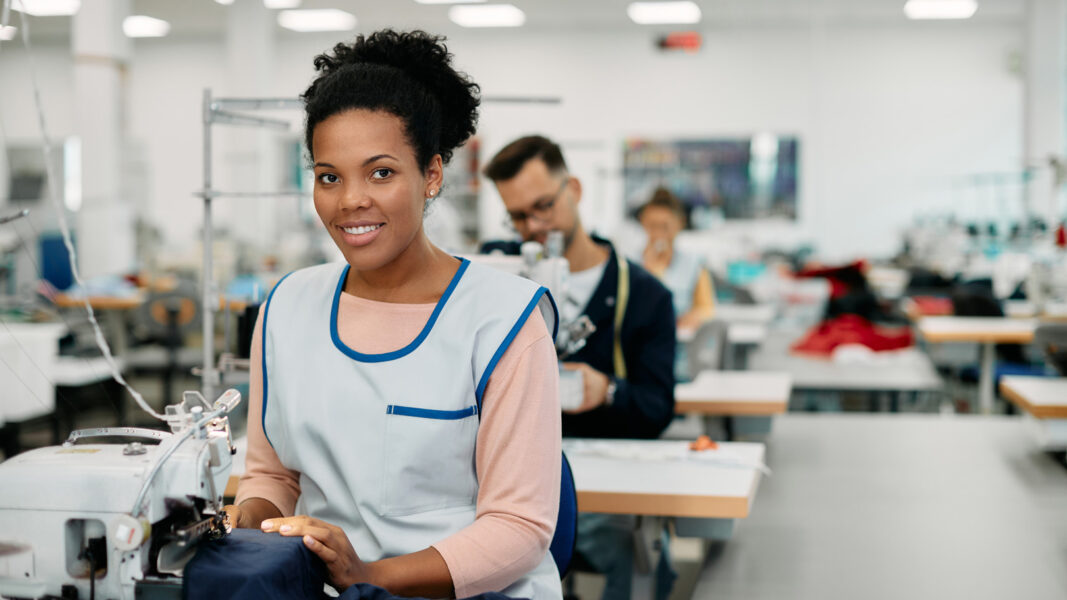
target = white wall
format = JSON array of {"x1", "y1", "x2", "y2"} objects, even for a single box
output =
[{"x1": 0, "y1": 19, "x2": 1023, "y2": 268}]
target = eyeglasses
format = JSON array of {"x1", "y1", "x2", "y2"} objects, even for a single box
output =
[{"x1": 504, "y1": 179, "x2": 568, "y2": 230}]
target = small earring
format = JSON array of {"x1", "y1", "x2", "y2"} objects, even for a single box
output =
[{"x1": 428, "y1": 189, "x2": 437, "y2": 197}]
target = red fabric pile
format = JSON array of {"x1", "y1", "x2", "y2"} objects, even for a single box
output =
[
  {"x1": 909, "y1": 295, "x2": 953, "y2": 316},
  {"x1": 790, "y1": 314, "x2": 914, "y2": 357}
]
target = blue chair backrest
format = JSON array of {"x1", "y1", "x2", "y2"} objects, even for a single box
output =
[{"x1": 550, "y1": 452, "x2": 578, "y2": 576}]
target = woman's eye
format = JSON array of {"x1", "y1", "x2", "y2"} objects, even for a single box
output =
[
  {"x1": 371, "y1": 168, "x2": 392, "y2": 180},
  {"x1": 318, "y1": 173, "x2": 339, "y2": 184}
]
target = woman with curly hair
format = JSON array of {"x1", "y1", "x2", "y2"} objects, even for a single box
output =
[{"x1": 225, "y1": 31, "x2": 563, "y2": 599}]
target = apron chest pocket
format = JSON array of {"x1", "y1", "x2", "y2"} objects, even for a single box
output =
[{"x1": 380, "y1": 404, "x2": 479, "y2": 516}]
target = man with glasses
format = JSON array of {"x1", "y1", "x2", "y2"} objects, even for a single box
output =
[{"x1": 482, "y1": 135, "x2": 676, "y2": 598}]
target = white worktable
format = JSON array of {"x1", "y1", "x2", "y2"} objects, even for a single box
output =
[
  {"x1": 0, "y1": 322, "x2": 68, "y2": 424},
  {"x1": 677, "y1": 322, "x2": 769, "y2": 345},
  {"x1": 228, "y1": 437, "x2": 766, "y2": 521},
  {"x1": 562, "y1": 439, "x2": 765, "y2": 519},
  {"x1": 999, "y1": 376, "x2": 1067, "y2": 419},
  {"x1": 712, "y1": 303, "x2": 776, "y2": 325},
  {"x1": 675, "y1": 371, "x2": 791, "y2": 416},
  {"x1": 917, "y1": 316, "x2": 1038, "y2": 344},
  {"x1": 918, "y1": 316, "x2": 1038, "y2": 414}
]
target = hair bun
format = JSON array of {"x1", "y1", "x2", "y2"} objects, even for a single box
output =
[{"x1": 314, "y1": 30, "x2": 479, "y2": 161}]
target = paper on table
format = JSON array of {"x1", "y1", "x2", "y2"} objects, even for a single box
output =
[{"x1": 562, "y1": 440, "x2": 771, "y2": 476}]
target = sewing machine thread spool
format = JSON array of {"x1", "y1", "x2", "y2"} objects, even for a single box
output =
[{"x1": 110, "y1": 514, "x2": 151, "y2": 552}]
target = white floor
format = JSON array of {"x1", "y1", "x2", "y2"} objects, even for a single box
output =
[{"x1": 690, "y1": 413, "x2": 1067, "y2": 599}]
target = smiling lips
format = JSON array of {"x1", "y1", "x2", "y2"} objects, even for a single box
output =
[
  {"x1": 343, "y1": 224, "x2": 382, "y2": 235},
  {"x1": 338, "y1": 222, "x2": 385, "y2": 247}
]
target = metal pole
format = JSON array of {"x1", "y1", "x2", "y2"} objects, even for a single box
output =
[{"x1": 202, "y1": 89, "x2": 217, "y2": 401}]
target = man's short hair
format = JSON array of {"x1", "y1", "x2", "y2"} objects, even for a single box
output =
[{"x1": 483, "y1": 135, "x2": 568, "y2": 182}]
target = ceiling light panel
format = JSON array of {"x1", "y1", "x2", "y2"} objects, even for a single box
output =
[
  {"x1": 416, "y1": 0, "x2": 486, "y2": 4},
  {"x1": 123, "y1": 15, "x2": 170, "y2": 38},
  {"x1": 0, "y1": 26, "x2": 16, "y2": 41},
  {"x1": 903, "y1": 0, "x2": 978, "y2": 19},
  {"x1": 448, "y1": 4, "x2": 525, "y2": 27},
  {"x1": 628, "y1": 1, "x2": 702, "y2": 25},
  {"x1": 277, "y1": 9, "x2": 357, "y2": 32},
  {"x1": 11, "y1": 0, "x2": 81, "y2": 16},
  {"x1": 264, "y1": 0, "x2": 301, "y2": 9}
]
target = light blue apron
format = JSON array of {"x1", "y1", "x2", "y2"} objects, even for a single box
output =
[{"x1": 261, "y1": 260, "x2": 561, "y2": 598}]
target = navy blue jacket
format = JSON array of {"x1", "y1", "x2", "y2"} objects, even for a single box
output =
[{"x1": 481, "y1": 236, "x2": 676, "y2": 439}]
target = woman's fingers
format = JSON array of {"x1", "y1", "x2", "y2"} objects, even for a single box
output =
[
  {"x1": 302, "y1": 534, "x2": 340, "y2": 563},
  {"x1": 260, "y1": 514, "x2": 316, "y2": 532},
  {"x1": 222, "y1": 505, "x2": 242, "y2": 529}
]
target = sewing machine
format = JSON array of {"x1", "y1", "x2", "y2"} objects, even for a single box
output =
[
  {"x1": 471, "y1": 236, "x2": 593, "y2": 410},
  {"x1": 0, "y1": 388, "x2": 242, "y2": 600}
]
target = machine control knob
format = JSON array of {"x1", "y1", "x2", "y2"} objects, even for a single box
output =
[{"x1": 123, "y1": 442, "x2": 148, "y2": 456}]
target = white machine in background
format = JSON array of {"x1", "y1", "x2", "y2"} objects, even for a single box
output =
[
  {"x1": 469, "y1": 234, "x2": 594, "y2": 410},
  {"x1": 0, "y1": 389, "x2": 242, "y2": 600}
]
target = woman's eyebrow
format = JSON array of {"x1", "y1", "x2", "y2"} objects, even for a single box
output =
[
  {"x1": 313, "y1": 162, "x2": 335, "y2": 169},
  {"x1": 362, "y1": 154, "x2": 398, "y2": 167}
]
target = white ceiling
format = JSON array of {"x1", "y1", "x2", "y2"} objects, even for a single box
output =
[{"x1": 6, "y1": 0, "x2": 1025, "y2": 40}]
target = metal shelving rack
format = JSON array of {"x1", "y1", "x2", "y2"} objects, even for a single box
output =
[{"x1": 197, "y1": 89, "x2": 304, "y2": 400}]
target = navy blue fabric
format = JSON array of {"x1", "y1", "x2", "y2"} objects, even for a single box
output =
[
  {"x1": 338, "y1": 583, "x2": 523, "y2": 600},
  {"x1": 551, "y1": 452, "x2": 578, "y2": 576},
  {"x1": 182, "y1": 528, "x2": 328, "y2": 600},
  {"x1": 184, "y1": 530, "x2": 525, "y2": 600},
  {"x1": 481, "y1": 236, "x2": 677, "y2": 439}
]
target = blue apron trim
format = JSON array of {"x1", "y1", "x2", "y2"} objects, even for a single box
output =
[
  {"x1": 385, "y1": 404, "x2": 478, "y2": 420},
  {"x1": 260, "y1": 271, "x2": 296, "y2": 450},
  {"x1": 330, "y1": 259, "x2": 470, "y2": 363},
  {"x1": 474, "y1": 286, "x2": 550, "y2": 413}
]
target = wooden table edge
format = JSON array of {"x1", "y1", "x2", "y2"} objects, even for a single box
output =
[
  {"x1": 920, "y1": 331, "x2": 1035, "y2": 344},
  {"x1": 675, "y1": 400, "x2": 787, "y2": 416},
  {"x1": 999, "y1": 381, "x2": 1067, "y2": 419},
  {"x1": 576, "y1": 490, "x2": 751, "y2": 519}
]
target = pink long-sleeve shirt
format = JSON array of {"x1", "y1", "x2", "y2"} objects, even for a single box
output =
[{"x1": 236, "y1": 290, "x2": 562, "y2": 597}]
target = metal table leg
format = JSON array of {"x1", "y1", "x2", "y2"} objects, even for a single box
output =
[{"x1": 978, "y1": 341, "x2": 995, "y2": 414}]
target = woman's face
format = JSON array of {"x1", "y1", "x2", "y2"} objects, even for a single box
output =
[
  {"x1": 640, "y1": 205, "x2": 682, "y2": 248},
  {"x1": 311, "y1": 109, "x2": 442, "y2": 273}
]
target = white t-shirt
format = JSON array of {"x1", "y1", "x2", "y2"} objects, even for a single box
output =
[{"x1": 561, "y1": 259, "x2": 607, "y2": 324}]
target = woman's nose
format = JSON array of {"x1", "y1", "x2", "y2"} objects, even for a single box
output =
[{"x1": 340, "y1": 184, "x2": 372, "y2": 210}]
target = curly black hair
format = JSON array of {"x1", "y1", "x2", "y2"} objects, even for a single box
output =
[{"x1": 302, "y1": 30, "x2": 480, "y2": 170}]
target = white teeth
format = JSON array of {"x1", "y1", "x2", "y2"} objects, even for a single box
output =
[{"x1": 342, "y1": 224, "x2": 382, "y2": 235}]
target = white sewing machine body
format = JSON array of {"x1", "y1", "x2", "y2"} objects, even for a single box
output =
[
  {"x1": 468, "y1": 239, "x2": 590, "y2": 410},
  {"x1": 0, "y1": 390, "x2": 240, "y2": 600}
]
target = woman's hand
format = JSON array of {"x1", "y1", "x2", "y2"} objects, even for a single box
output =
[
  {"x1": 221, "y1": 504, "x2": 247, "y2": 530},
  {"x1": 261, "y1": 516, "x2": 372, "y2": 590},
  {"x1": 222, "y1": 498, "x2": 283, "y2": 530},
  {"x1": 561, "y1": 361, "x2": 610, "y2": 414}
]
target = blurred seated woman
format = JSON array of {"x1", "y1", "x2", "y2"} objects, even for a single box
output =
[{"x1": 638, "y1": 187, "x2": 715, "y2": 329}]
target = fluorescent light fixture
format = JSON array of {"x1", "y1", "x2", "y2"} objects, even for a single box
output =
[
  {"x1": 11, "y1": 0, "x2": 81, "y2": 16},
  {"x1": 0, "y1": 26, "x2": 16, "y2": 41},
  {"x1": 449, "y1": 4, "x2": 524, "y2": 27},
  {"x1": 904, "y1": 0, "x2": 977, "y2": 19},
  {"x1": 416, "y1": 0, "x2": 486, "y2": 3},
  {"x1": 277, "y1": 9, "x2": 356, "y2": 32},
  {"x1": 64, "y1": 137, "x2": 82, "y2": 213},
  {"x1": 123, "y1": 15, "x2": 170, "y2": 38},
  {"x1": 214, "y1": 0, "x2": 235, "y2": 5},
  {"x1": 264, "y1": 0, "x2": 300, "y2": 9},
  {"x1": 627, "y1": 1, "x2": 701, "y2": 25}
]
